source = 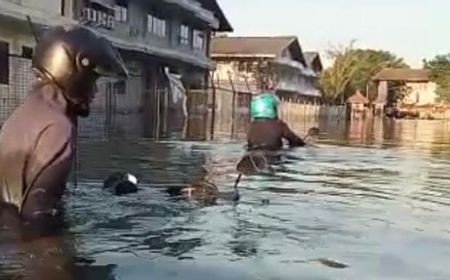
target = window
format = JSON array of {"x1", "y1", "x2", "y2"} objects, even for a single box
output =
[
  {"x1": 147, "y1": 14, "x2": 153, "y2": 33},
  {"x1": 193, "y1": 30, "x2": 204, "y2": 51},
  {"x1": 114, "y1": 1, "x2": 128, "y2": 23},
  {"x1": 147, "y1": 14, "x2": 166, "y2": 37},
  {"x1": 82, "y1": 7, "x2": 114, "y2": 29},
  {"x1": 0, "y1": 41, "x2": 9, "y2": 85},
  {"x1": 21, "y1": 46, "x2": 33, "y2": 59},
  {"x1": 60, "y1": 0, "x2": 65, "y2": 16},
  {"x1": 180, "y1": 24, "x2": 189, "y2": 45},
  {"x1": 153, "y1": 16, "x2": 166, "y2": 37}
]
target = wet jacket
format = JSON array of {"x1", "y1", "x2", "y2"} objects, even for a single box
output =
[
  {"x1": 0, "y1": 82, "x2": 75, "y2": 219},
  {"x1": 247, "y1": 119, "x2": 305, "y2": 151}
]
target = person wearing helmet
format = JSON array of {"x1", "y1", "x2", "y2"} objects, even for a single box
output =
[
  {"x1": 0, "y1": 25, "x2": 128, "y2": 220},
  {"x1": 247, "y1": 92, "x2": 306, "y2": 151}
]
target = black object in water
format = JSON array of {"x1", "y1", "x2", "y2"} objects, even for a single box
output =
[{"x1": 103, "y1": 172, "x2": 138, "y2": 196}]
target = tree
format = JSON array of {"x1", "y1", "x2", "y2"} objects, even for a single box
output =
[
  {"x1": 424, "y1": 54, "x2": 450, "y2": 102},
  {"x1": 319, "y1": 42, "x2": 364, "y2": 103},
  {"x1": 319, "y1": 42, "x2": 408, "y2": 104},
  {"x1": 348, "y1": 49, "x2": 408, "y2": 100}
]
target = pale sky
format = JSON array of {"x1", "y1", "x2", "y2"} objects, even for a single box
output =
[{"x1": 218, "y1": 0, "x2": 450, "y2": 68}]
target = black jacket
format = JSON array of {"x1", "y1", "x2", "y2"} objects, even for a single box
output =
[{"x1": 247, "y1": 119, "x2": 305, "y2": 151}]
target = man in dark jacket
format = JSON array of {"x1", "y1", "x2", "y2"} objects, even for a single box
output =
[
  {"x1": 0, "y1": 25, "x2": 128, "y2": 220},
  {"x1": 247, "y1": 92, "x2": 305, "y2": 151}
]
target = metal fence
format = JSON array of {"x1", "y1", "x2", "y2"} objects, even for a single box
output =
[
  {"x1": 0, "y1": 55, "x2": 144, "y2": 139},
  {"x1": 184, "y1": 87, "x2": 348, "y2": 141},
  {"x1": 0, "y1": 55, "x2": 34, "y2": 124},
  {"x1": 0, "y1": 56, "x2": 348, "y2": 141}
]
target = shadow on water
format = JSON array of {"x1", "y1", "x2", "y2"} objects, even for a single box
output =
[{"x1": 3, "y1": 117, "x2": 450, "y2": 279}]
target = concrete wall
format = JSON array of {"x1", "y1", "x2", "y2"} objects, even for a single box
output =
[
  {"x1": 20, "y1": 0, "x2": 62, "y2": 15},
  {"x1": 377, "y1": 81, "x2": 388, "y2": 103},
  {"x1": 403, "y1": 82, "x2": 437, "y2": 105},
  {"x1": 4, "y1": 0, "x2": 74, "y2": 17},
  {"x1": 0, "y1": 20, "x2": 35, "y2": 55},
  {"x1": 0, "y1": 19, "x2": 36, "y2": 123}
]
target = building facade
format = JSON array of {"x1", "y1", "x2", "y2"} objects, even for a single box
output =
[
  {"x1": 73, "y1": 0, "x2": 232, "y2": 137},
  {"x1": 0, "y1": 0, "x2": 232, "y2": 137},
  {"x1": 210, "y1": 36, "x2": 322, "y2": 103},
  {"x1": 373, "y1": 68, "x2": 437, "y2": 106}
]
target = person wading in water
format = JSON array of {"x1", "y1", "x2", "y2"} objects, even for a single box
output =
[
  {"x1": 0, "y1": 25, "x2": 128, "y2": 221},
  {"x1": 247, "y1": 91, "x2": 306, "y2": 151}
]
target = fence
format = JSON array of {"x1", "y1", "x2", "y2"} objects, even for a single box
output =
[
  {"x1": 184, "y1": 87, "x2": 348, "y2": 141},
  {"x1": 0, "y1": 55, "x2": 34, "y2": 124},
  {"x1": 0, "y1": 56, "x2": 347, "y2": 141}
]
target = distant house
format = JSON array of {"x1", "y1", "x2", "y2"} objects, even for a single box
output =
[
  {"x1": 372, "y1": 68, "x2": 437, "y2": 106},
  {"x1": 210, "y1": 36, "x2": 322, "y2": 102},
  {"x1": 346, "y1": 89, "x2": 369, "y2": 118}
]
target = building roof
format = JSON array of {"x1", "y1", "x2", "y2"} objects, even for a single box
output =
[
  {"x1": 303, "y1": 52, "x2": 318, "y2": 65},
  {"x1": 303, "y1": 51, "x2": 323, "y2": 72},
  {"x1": 372, "y1": 68, "x2": 430, "y2": 82},
  {"x1": 211, "y1": 36, "x2": 297, "y2": 57},
  {"x1": 198, "y1": 0, "x2": 233, "y2": 32},
  {"x1": 347, "y1": 90, "x2": 369, "y2": 104}
]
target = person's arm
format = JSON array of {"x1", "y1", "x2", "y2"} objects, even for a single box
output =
[
  {"x1": 21, "y1": 123, "x2": 74, "y2": 217},
  {"x1": 281, "y1": 121, "x2": 306, "y2": 147}
]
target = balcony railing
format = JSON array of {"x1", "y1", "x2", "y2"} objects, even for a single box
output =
[{"x1": 80, "y1": 7, "x2": 115, "y2": 29}]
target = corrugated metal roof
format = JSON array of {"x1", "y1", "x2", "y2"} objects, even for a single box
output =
[
  {"x1": 96, "y1": 29, "x2": 214, "y2": 69},
  {"x1": 303, "y1": 52, "x2": 318, "y2": 66},
  {"x1": 303, "y1": 51, "x2": 323, "y2": 71},
  {"x1": 197, "y1": 0, "x2": 233, "y2": 32},
  {"x1": 372, "y1": 68, "x2": 430, "y2": 82},
  {"x1": 211, "y1": 36, "x2": 298, "y2": 57}
]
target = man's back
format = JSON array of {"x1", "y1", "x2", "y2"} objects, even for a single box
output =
[
  {"x1": 0, "y1": 83, "x2": 74, "y2": 217},
  {"x1": 247, "y1": 119, "x2": 305, "y2": 151}
]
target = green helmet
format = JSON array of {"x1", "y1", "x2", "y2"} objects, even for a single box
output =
[{"x1": 250, "y1": 92, "x2": 280, "y2": 120}]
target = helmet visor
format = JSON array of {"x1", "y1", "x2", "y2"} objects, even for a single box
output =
[{"x1": 93, "y1": 38, "x2": 129, "y2": 80}]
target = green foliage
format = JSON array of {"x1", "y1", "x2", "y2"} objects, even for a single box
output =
[
  {"x1": 319, "y1": 42, "x2": 362, "y2": 103},
  {"x1": 424, "y1": 54, "x2": 450, "y2": 102},
  {"x1": 319, "y1": 42, "x2": 408, "y2": 104},
  {"x1": 349, "y1": 49, "x2": 408, "y2": 100}
]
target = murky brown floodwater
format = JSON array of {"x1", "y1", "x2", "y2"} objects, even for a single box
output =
[{"x1": 1, "y1": 118, "x2": 450, "y2": 280}]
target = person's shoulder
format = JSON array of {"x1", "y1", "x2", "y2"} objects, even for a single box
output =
[
  {"x1": 50, "y1": 117, "x2": 74, "y2": 133},
  {"x1": 276, "y1": 119, "x2": 288, "y2": 126},
  {"x1": 42, "y1": 117, "x2": 74, "y2": 141}
]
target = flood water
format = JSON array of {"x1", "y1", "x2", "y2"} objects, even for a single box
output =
[{"x1": 1, "y1": 118, "x2": 450, "y2": 280}]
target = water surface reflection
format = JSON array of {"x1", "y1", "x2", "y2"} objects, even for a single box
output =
[{"x1": 2, "y1": 118, "x2": 450, "y2": 279}]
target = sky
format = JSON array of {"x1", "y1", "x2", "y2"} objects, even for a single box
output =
[{"x1": 217, "y1": 0, "x2": 450, "y2": 68}]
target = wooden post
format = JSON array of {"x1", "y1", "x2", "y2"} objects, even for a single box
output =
[
  {"x1": 209, "y1": 71, "x2": 216, "y2": 140},
  {"x1": 155, "y1": 89, "x2": 161, "y2": 140},
  {"x1": 244, "y1": 75, "x2": 253, "y2": 94},
  {"x1": 105, "y1": 82, "x2": 112, "y2": 137},
  {"x1": 228, "y1": 72, "x2": 237, "y2": 139},
  {"x1": 154, "y1": 72, "x2": 160, "y2": 140},
  {"x1": 163, "y1": 86, "x2": 168, "y2": 136}
]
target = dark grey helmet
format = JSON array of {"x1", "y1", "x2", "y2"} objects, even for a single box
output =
[{"x1": 32, "y1": 25, "x2": 128, "y2": 113}]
